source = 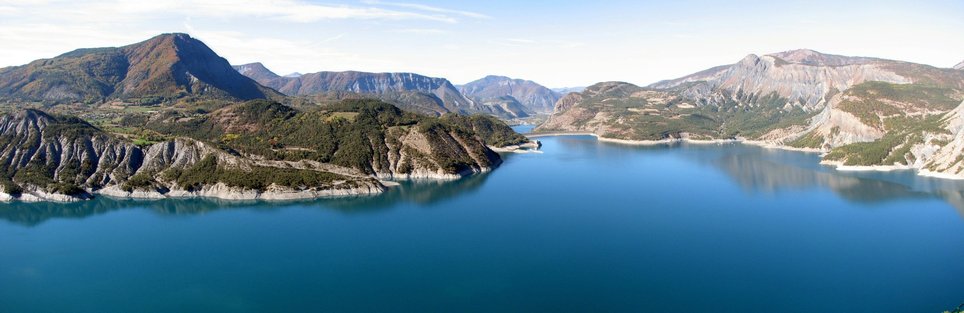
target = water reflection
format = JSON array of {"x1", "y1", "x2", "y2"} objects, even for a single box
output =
[
  {"x1": 687, "y1": 143, "x2": 964, "y2": 216},
  {"x1": 0, "y1": 172, "x2": 492, "y2": 227}
]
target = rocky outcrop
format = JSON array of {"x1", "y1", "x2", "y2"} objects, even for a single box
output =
[{"x1": 460, "y1": 75, "x2": 561, "y2": 114}]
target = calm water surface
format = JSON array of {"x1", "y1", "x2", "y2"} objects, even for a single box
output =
[{"x1": 1, "y1": 127, "x2": 963, "y2": 313}]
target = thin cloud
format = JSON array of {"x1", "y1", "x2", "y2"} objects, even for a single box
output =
[
  {"x1": 506, "y1": 38, "x2": 537, "y2": 44},
  {"x1": 0, "y1": 6, "x2": 19, "y2": 14},
  {"x1": 391, "y1": 28, "x2": 450, "y2": 35},
  {"x1": 2, "y1": 0, "x2": 460, "y2": 23},
  {"x1": 362, "y1": 0, "x2": 491, "y2": 19}
]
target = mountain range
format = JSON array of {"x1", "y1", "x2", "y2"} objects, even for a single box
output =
[
  {"x1": 232, "y1": 63, "x2": 560, "y2": 118},
  {"x1": 538, "y1": 49, "x2": 964, "y2": 178}
]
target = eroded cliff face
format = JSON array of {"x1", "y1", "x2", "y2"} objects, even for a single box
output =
[
  {"x1": 378, "y1": 125, "x2": 499, "y2": 179},
  {"x1": 906, "y1": 101, "x2": 964, "y2": 177},
  {"x1": 0, "y1": 108, "x2": 500, "y2": 202},
  {"x1": 652, "y1": 51, "x2": 911, "y2": 109}
]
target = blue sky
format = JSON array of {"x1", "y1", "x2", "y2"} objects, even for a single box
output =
[{"x1": 0, "y1": 0, "x2": 961, "y2": 87}]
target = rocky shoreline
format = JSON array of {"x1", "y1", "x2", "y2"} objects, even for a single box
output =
[
  {"x1": 1, "y1": 182, "x2": 388, "y2": 203},
  {"x1": 0, "y1": 168, "x2": 496, "y2": 203},
  {"x1": 547, "y1": 132, "x2": 964, "y2": 180},
  {"x1": 488, "y1": 141, "x2": 542, "y2": 153}
]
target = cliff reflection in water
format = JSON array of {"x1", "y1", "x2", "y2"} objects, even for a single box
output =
[
  {"x1": 0, "y1": 172, "x2": 492, "y2": 227},
  {"x1": 709, "y1": 149, "x2": 964, "y2": 216}
]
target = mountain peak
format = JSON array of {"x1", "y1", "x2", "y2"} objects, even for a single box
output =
[
  {"x1": 954, "y1": 60, "x2": 964, "y2": 70},
  {"x1": 738, "y1": 54, "x2": 762, "y2": 65},
  {"x1": 233, "y1": 62, "x2": 280, "y2": 80},
  {"x1": 482, "y1": 75, "x2": 512, "y2": 81},
  {"x1": 0, "y1": 33, "x2": 274, "y2": 103}
]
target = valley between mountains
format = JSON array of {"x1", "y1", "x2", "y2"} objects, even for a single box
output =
[{"x1": 1, "y1": 33, "x2": 962, "y2": 202}]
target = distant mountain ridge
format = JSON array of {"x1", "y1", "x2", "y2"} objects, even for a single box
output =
[
  {"x1": 460, "y1": 75, "x2": 561, "y2": 114},
  {"x1": 232, "y1": 63, "x2": 525, "y2": 118},
  {"x1": 0, "y1": 33, "x2": 277, "y2": 104},
  {"x1": 955, "y1": 60, "x2": 964, "y2": 70},
  {"x1": 552, "y1": 86, "x2": 586, "y2": 94},
  {"x1": 644, "y1": 49, "x2": 961, "y2": 108}
]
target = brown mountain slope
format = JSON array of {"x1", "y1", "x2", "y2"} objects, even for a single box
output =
[{"x1": 0, "y1": 33, "x2": 278, "y2": 104}]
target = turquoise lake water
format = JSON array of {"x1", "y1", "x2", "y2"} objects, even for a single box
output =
[{"x1": 1, "y1": 128, "x2": 963, "y2": 312}]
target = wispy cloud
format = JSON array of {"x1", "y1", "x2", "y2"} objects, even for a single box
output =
[
  {"x1": 505, "y1": 38, "x2": 537, "y2": 44},
  {"x1": 496, "y1": 38, "x2": 583, "y2": 48},
  {"x1": 0, "y1": 5, "x2": 19, "y2": 15},
  {"x1": 391, "y1": 28, "x2": 450, "y2": 35},
  {"x1": 0, "y1": 0, "x2": 462, "y2": 23},
  {"x1": 361, "y1": 0, "x2": 491, "y2": 19},
  {"x1": 182, "y1": 24, "x2": 402, "y2": 73},
  {"x1": 0, "y1": 0, "x2": 467, "y2": 67}
]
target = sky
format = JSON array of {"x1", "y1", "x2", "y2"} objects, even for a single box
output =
[{"x1": 0, "y1": 0, "x2": 961, "y2": 87}]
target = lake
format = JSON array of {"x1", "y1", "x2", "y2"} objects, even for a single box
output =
[{"x1": 1, "y1": 128, "x2": 963, "y2": 313}]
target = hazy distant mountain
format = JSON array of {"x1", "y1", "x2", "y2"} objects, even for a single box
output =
[
  {"x1": 539, "y1": 49, "x2": 964, "y2": 178},
  {"x1": 955, "y1": 60, "x2": 964, "y2": 70},
  {"x1": 475, "y1": 96, "x2": 530, "y2": 119},
  {"x1": 0, "y1": 33, "x2": 277, "y2": 104},
  {"x1": 233, "y1": 63, "x2": 522, "y2": 118},
  {"x1": 552, "y1": 87, "x2": 586, "y2": 94},
  {"x1": 460, "y1": 75, "x2": 561, "y2": 114}
]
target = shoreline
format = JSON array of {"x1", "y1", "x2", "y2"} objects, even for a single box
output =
[
  {"x1": 525, "y1": 132, "x2": 595, "y2": 138},
  {"x1": 0, "y1": 168, "x2": 493, "y2": 203},
  {"x1": 533, "y1": 131, "x2": 964, "y2": 180},
  {"x1": 488, "y1": 140, "x2": 543, "y2": 154},
  {"x1": 1, "y1": 183, "x2": 388, "y2": 204}
]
